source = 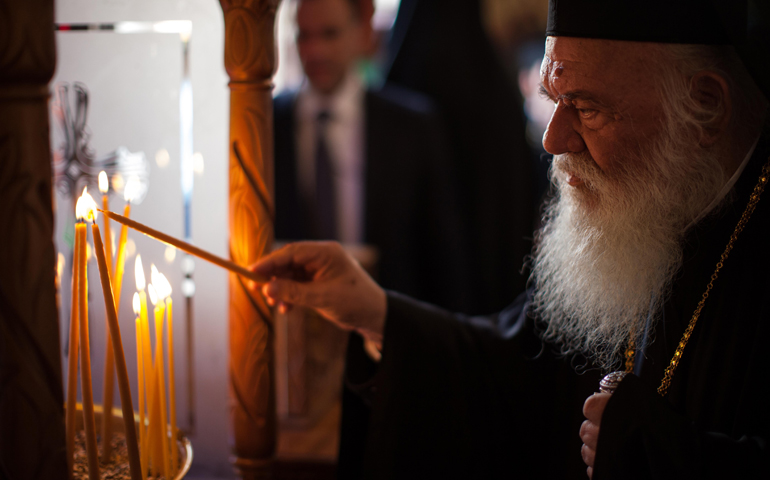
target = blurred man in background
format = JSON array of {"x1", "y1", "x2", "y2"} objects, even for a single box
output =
[
  {"x1": 273, "y1": 0, "x2": 467, "y2": 312},
  {"x1": 272, "y1": 3, "x2": 469, "y2": 476}
]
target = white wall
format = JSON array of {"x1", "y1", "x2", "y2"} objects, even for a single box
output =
[{"x1": 53, "y1": 1, "x2": 233, "y2": 477}]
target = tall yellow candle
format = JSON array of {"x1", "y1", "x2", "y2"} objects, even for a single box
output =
[
  {"x1": 65, "y1": 218, "x2": 81, "y2": 472},
  {"x1": 141, "y1": 303, "x2": 155, "y2": 475},
  {"x1": 82, "y1": 189, "x2": 143, "y2": 480},
  {"x1": 145, "y1": 284, "x2": 161, "y2": 476},
  {"x1": 136, "y1": 256, "x2": 155, "y2": 476},
  {"x1": 100, "y1": 171, "x2": 118, "y2": 459},
  {"x1": 99, "y1": 172, "x2": 114, "y2": 279},
  {"x1": 133, "y1": 293, "x2": 147, "y2": 480},
  {"x1": 141, "y1": 313, "x2": 154, "y2": 476},
  {"x1": 166, "y1": 294, "x2": 177, "y2": 473},
  {"x1": 114, "y1": 175, "x2": 139, "y2": 308},
  {"x1": 155, "y1": 270, "x2": 177, "y2": 474},
  {"x1": 102, "y1": 338, "x2": 117, "y2": 458},
  {"x1": 75, "y1": 191, "x2": 100, "y2": 480},
  {"x1": 113, "y1": 202, "x2": 131, "y2": 305},
  {"x1": 148, "y1": 371, "x2": 163, "y2": 477},
  {"x1": 135, "y1": 255, "x2": 149, "y2": 339},
  {"x1": 149, "y1": 281, "x2": 171, "y2": 480}
]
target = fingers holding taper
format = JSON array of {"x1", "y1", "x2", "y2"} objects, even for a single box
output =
[{"x1": 250, "y1": 241, "x2": 387, "y2": 343}]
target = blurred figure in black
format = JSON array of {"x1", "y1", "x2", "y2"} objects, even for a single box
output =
[{"x1": 386, "y1": 0, "x2": 539, "y2": 314}]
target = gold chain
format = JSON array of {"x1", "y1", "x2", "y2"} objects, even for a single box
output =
[
  {"x1": 624, "y1": 157, "x2": 770, "y2": 397},
  {"x1": 624, "y1": 338, "x2": 636, "y2": 374}
]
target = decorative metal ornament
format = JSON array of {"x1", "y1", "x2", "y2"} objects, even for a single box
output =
[
  {"x1": 599, "y1": 371, "x2": 628, "y2": 395},
  {"x1": 51, "y1": 82, "x2": 149, "y2": 205}
]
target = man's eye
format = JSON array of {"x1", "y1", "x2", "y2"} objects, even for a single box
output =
[{"x1": 578, "y1": 109, "x2": 597, "y2": 119}]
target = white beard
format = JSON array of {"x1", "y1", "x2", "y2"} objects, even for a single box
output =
[{"x1": 530, "y1": 121, "x2": 729, "y2": 371}]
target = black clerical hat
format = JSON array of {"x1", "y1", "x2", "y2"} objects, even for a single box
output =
[{"x1": 546, "y1": 0, "x2": 770, "y2": 98}]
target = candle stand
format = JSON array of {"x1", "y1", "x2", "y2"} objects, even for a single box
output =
[{"x1": 70, "y1": 403, "x2": 193, "y2": 480}]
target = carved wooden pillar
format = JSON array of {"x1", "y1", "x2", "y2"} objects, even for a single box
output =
[
  {"x1": 219, "y1": 1, "x2": 280, "y2": 478},
  {"x1": 0, "y1": 0, "x2": 67, "y2": 479}
]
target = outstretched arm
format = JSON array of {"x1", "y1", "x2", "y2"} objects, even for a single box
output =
[{"x1": 251, "y1": 241, "x2": 387, "y2": 345}]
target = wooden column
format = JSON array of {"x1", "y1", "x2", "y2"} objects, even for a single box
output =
[
  {"x1": 219, "y1": 1, "x2": 280, "y2": 478},
  {"x1": 0, "y1": 0, "x2": 67, "y2": 478}
]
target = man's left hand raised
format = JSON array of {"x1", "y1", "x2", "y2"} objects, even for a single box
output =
[{"x1": 581, "y1": 392, "x2": 611, "y2": 479}]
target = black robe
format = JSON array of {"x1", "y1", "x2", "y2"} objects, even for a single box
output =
[{"x1": 345, "y1": 128, "x2": 770, "y2": 479}]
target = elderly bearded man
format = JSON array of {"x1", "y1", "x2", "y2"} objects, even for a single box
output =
[{"x1": 253, "y1": 0, "x2": 770, "y2": 478}]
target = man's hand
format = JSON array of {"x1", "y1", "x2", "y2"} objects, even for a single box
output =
[
  {"x1": 251, "y1": 241, "x2": 387, "y2": 345},
  {"x1": 580, "y1": 392, "x2": 611, "y2": 479}
]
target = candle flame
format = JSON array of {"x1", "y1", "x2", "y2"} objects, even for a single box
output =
[
  {"x1": 133, "y1": 292, "x2": 141, "y2": 316},
  {"x1": 135, "y1": 255, "x2": 146, "y2": 291},
  {"x1": 98, "y1": 171, "x2": 109, "y2": 194},
  {"x1": 148, "y1": 283, "x2": 158, "y2": 306},
  {"x1": 75, "y1": 187, "x2": 98, "y2": 222},
  {"x1": 156, "y1": 271, "x2": 173, "y2": 299},
  {"x1": 124, "y1": 176, "x2": 140, "y2": 203}
]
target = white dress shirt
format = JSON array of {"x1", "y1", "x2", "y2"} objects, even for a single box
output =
[{"x1": 295, "y1": 72, "x2": 366, "y2": 244}]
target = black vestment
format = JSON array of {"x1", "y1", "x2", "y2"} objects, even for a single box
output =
[
  {"x1": 386, "y1": 0, "x2": 537, "y2": 314},
  {"x1": 347, "y1": 126, "x2": 770, "y2": 479}
]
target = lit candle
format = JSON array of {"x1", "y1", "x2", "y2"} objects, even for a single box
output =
[
  {"x1": 99, "y1": 171, "x2": 114, "y2": 279},
  {"x1": 136, "y1": 256, "x2": 156, "y2": 475},
  {"x1": 113, "y1": 176, "x2": 139, "y2": 307},
  {"x1": 75, "y1": 189, "x2": 100, "y2": 480},
  {"x1": 100, "y1": 171, "x2": 119, "y2": 459},
  {"x1": 145, "y1": 326, "x2": 161, "y2": 478},
  {"x1": 167, "y1": 290, "x2": 178, "y2": 474},
  {"x1": 134, "y1": 255, "x2": 157, "y2": 476},
  {"x1": 133, "y1": 293, "x2": 147, "y2": 480},
  {"x1": 81, "y1": 190, "x2": 143, "y2": 480},
  {"x1": 141, "y1": 311, "x2": 154, "y2": 477},
  {"x1": 65, "y1": 213, "x2": 81, "y2": 472},
  {"x1": 149, "y1": 278, "x2": 171, "y2": 480},
  {"x1": 146, "y1": 284, "x2": 161, "y2": 477},
  {"x1": 156, "y1": 271, "x2": 177, "y2": 473}
]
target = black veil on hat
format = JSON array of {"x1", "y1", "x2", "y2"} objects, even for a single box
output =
[{"x1": 546, "y1": 0, "x2": 770, "y2": 98}]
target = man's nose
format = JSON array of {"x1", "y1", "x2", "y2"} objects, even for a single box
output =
[{"x1": 542, "y1": 103, "x2": 586, "y2": 155}]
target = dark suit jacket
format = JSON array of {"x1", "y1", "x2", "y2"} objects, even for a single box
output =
[{"x1": 273, "y1": 85, "x2": 469, "y2": 312}]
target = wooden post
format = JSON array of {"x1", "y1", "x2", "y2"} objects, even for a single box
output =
[
  {"x1": 0, "y1": 0, "x2": 67, "y2": 478},
  {"x1": 219, "y1": 1, "x2": 280, "y2": 478}
]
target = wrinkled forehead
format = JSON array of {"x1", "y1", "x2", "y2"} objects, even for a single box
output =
[{"x1": 541, "y1": 37, "x2": 663, "y2": 103}]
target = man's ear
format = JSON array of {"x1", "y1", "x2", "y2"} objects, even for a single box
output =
[{"x1": 690, "y1": 71, "x2": 731, "y2": 147}]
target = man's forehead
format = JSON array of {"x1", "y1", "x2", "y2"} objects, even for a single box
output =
[{"x1": 541, "y1": 37, "x2": 660, "y2": 100}]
